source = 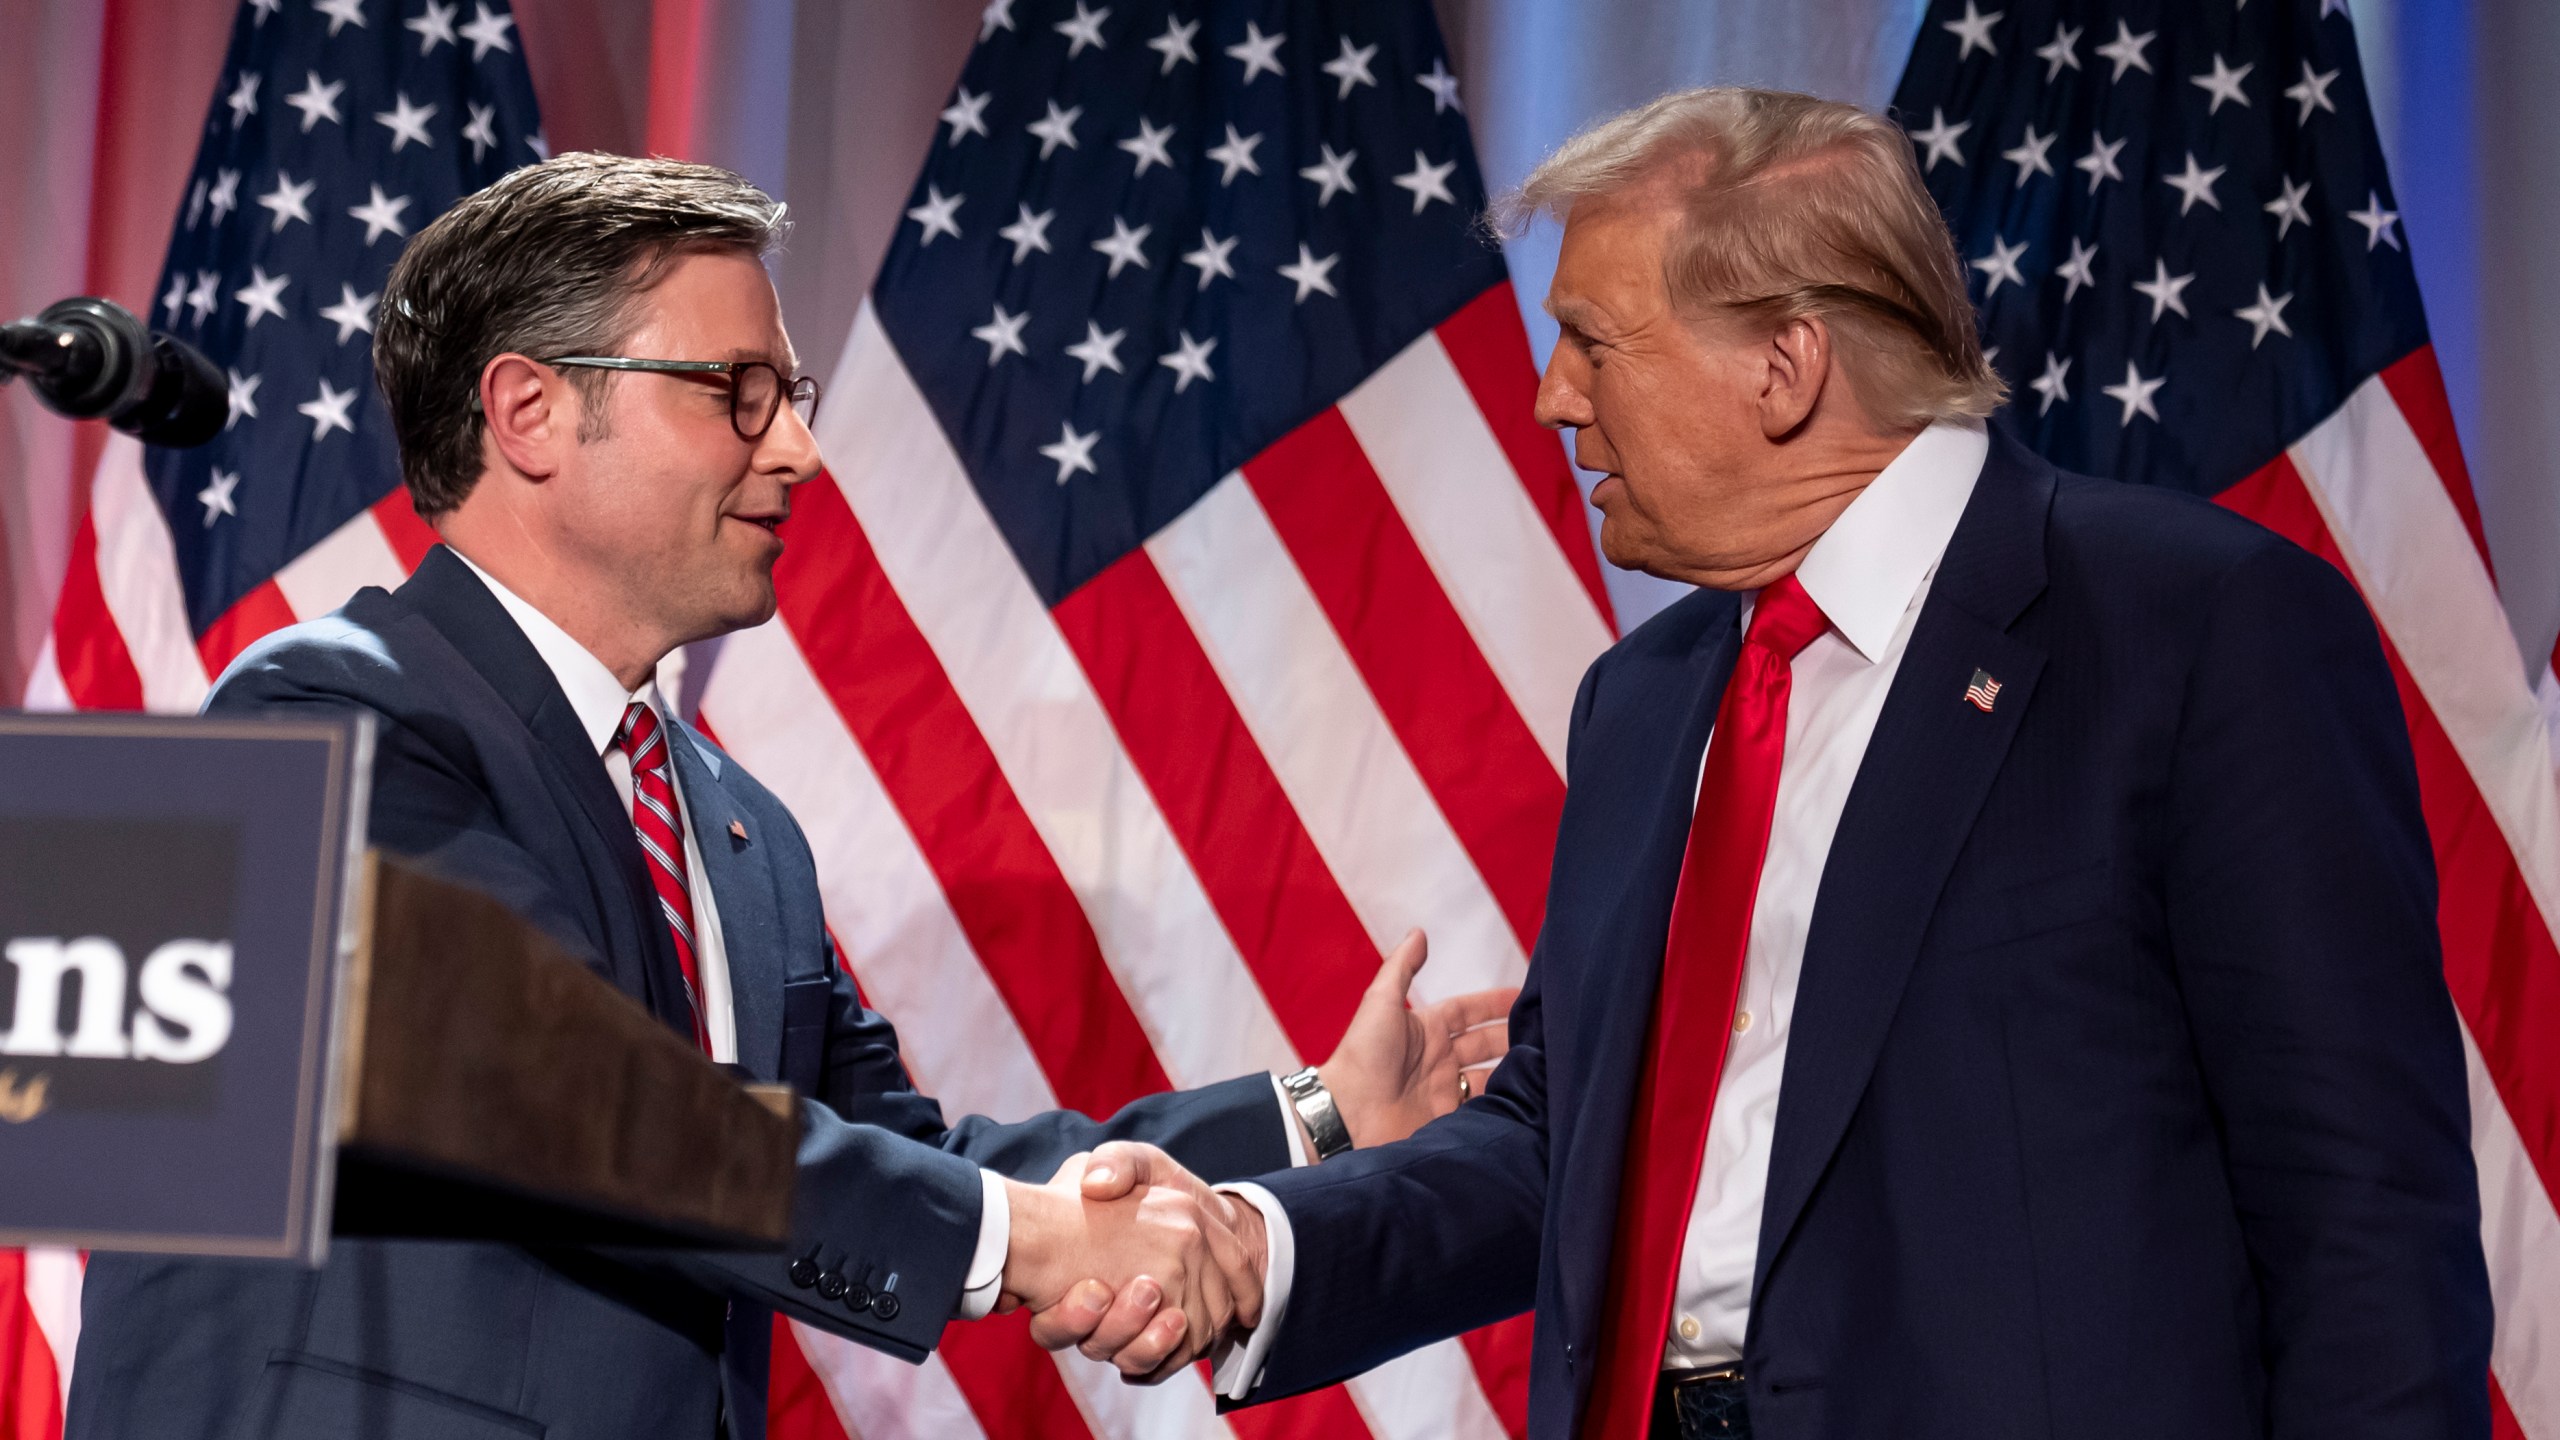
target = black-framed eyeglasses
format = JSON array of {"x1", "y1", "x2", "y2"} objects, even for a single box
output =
[{"x1": 541, "y1": 356, "x2": 822, "y2": 441}]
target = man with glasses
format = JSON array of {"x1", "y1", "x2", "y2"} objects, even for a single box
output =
[{"x1": 66, "y1": 153, "x2": 1507, "y2": 1440}]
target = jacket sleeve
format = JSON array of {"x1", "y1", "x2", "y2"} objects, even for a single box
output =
[{"x1": 2162, "y1": 539, "x2": 2492, "y2": 1439}]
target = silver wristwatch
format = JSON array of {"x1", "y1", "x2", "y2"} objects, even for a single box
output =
[{"x1": 1278, "y1": 1065, "x2": 1352, "y2": 1161}]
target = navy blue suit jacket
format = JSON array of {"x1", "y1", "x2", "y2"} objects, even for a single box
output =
[
  {"x1": 1240, "y1": 433, "x2": 2491, "y2": 1438},
  {"x1": 66, "y1": 546, "x2": 1293, "y2": 1440}
]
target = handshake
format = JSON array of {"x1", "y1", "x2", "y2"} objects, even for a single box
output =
[
  {"x1": 994, "y1": 931, "x2": 1508, "y2": 1382},
  {"x1": 999, "y1": 1141, "x2": 1273, "y2": 1382}
]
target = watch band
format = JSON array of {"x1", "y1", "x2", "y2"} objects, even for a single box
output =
[{"x1": 1280, "y1": 1065, "x2": 1352, "y2": 1161}]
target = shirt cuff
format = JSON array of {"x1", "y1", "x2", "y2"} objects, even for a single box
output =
[
  {"x1": 1270, "y1": 1072, "x2": 1313, "y2": 1168},
  {"x1": 956, "y1": 1168, "x2": 1010, "y2": 1321},
  {"x1": 1209, "y1": 1181, "x2": 1296, "y2": 1400}
]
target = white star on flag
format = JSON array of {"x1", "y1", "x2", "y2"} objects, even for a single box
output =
[
  {"x1": 2132, "y1": 257, "x2": 2196, "y2": 320},
  {"x1": 248, "y1": 0, "x2": 280, "y2": 22},
  {"x1": 1278, "y1": 244, "x2": 1340, "y2": 302},
  {"x1": 906, "y1": 184, "x2": 964, "y2": 245},
  {"x1": 2234, "y1": 283, "x2": 2295, "y2": 347},
  {"x1": 459, "y1": 3, "x2": 516, "y2": 60},
  {"x1": 1394, "y1": 151, "x2": 1457, "y2": 212},
  {"x1": 2002, "y1": 125, "x2": 2055, "y2": 184},
  {"x1": 225, "y1": 71, "x2": 260, "y2": 128},
  {"x1": 1092, "y1": 216, "x2": 1150, "y2": 276},
  {"x1": 1158, "y1": 329, "x2": 1218, "y2": 391},
  {"x1": 1913, "y1": 107, "x2": 1970, "y2": 170},
  {"x1": 463, "y1": 102, "x2": 498, "y2": 161},
  {"x1": 1415, "y1": 57, "x2": 1462, "y2": 113},
  {"x1": 236, "y1": 268, "x2": 288, "y2": 333},
  {"x1": 376, "y1": 92, "x2": 439, "y2": 151},
  {"x1": 1182, "y1": 227, "x2": 1239, "y2": 289},
  {"x1": 1942, "y1": 1, "x2": 2003, "y2": 59},
  {"x1": 998, "y1": 204, "x2": 1055, "y2": 263},
  {"x1": 1065, "y1": 321, "x2": 1126, "y2": 380},
  {"x1": 208, "y1": 168, "x2": 241, "y2": 223},
  {"x1": 299, "y1": 377, "x2": 359, "y2": 441},
  {"x1": 941, "y1": 87, "x2": 991, "y2": 146},
  {"x1": 284, "y1": 72, "x2": 343, "y2": 131},
  {"x1": 2286, "y1": 61, "x2": 2340, "y2": 124},
  {"x1": 257, "y1": 171, "x2": 316, "y2": 231},
  {"x1": 349, "y1": 185, "x2": 413, "y2": 244},
  {"x1": 408, "y1": 0, "x2": 459, "y2": 53},
  {"x1": 224, "y1": 368, "x2": 261, "y2": 428},
  {"x1": 2034, "y1": 23, "x2": 2080, "y2": 80},
  {"x1": 314, "y1": 0, "x2": 367, "y2": 37},
  {"x1": 1039, "y1": 421, "x2": 1100, "y2": 482},
  {"x1": 970, "y1": 303, "x2": 1031, "y2": 365},
  {"x1": 2191, "y1": 54, "x2": 2254, "y2": 114},
  {"x1": 2076, "y1": 132, "x2": 2126, "y2": 192},
  {"x1": 1207, "y1": 125, "x2": 1263, "y2": 184},
  {"x1": 2101, "y1": 359, "x2": 2165, "y2": 426},
  {"x1": 1299, "y1": 143, "x2": 1358, "y2": 205},
  {"x1": 1054, "y1": 2, "x2": 1109, "y2": 57},
  {"x1": 2095, "y1": 20, "x2": 2154, "y2": 80},
  {"x1": 2163, "y1": 152, "x2": 2226, "y2": 214},
  {"x1": 979, "y1": 0, "x2": 1013, "y2": 41},
  {"x1": 1971, "y1": 234, "x2": 2028, "y2": 295},
  {"x1": 2349, "y1": 190, "x2": 2402, "y2": 250},
  {"x1": 1119, "y1": 116, "x2": 1176, "y2": 174},
  {"x1": 1323, "y1": 37, "x2": 1378, "y2": 99},
  {"x1": 2055, "y1": 236, "x2": 2098, "y2": 300},
  {"x1": 197, "y1": 468, "x2": 241, "y2": 527},
  {"x1": 2029, "y1": 352, "x2": 2071, "y2": 414},
  {"x1": 1028, "y1": 101, "x2": 1083, "y2": 159},
  {"x1": 1147, "y1": 15, "x2": 1198, "y2": 72},
  {"x1": 1226, "y1": 21, "x2": 1286, "y2": 84},
  {"x1": 162, "y1": 273, "x2": 188, "y2": 324},
  {"x1": 2265, "y1": 175, "x2": 2313, "y2": 239},
  {"x1": 187, "y1": 271, "x2": 220, "y2": 325},
  {"x1": 319, "y1": 284, "x2": 380, "y2": 344}
]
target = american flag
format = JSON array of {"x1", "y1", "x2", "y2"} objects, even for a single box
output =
[
  {"x1": 1897, "y1": 1, "x2": 2559, "y2": 1432},
  {"x1": 9, "y1": 0, "x2": 1605, "y2": 1438}
]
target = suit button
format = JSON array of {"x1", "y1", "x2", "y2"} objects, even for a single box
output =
[
  {"x1": 844, "y1": 1284, "x2": 871, "y2": 1312},
  {"x1": 871, "y1": 1292, "x2": 902, "y2": 1321},
  {"x1": 788, "y1": 1257, "x2": 821, "y2": 1289},
  {"x1": 1563, "y1": 1342, "x2": 1575, "y2": 1370},
  {"x1": 817, "y1": 1270, "x2": 849, "y2": 1301}
]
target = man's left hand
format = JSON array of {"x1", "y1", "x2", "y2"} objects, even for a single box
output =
[{"x1": 1317, "y1": 930, "x2": 1514, "y2": 1148}]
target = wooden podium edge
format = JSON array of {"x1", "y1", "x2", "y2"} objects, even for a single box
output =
[{"x1": 330, "y1": 852, "x2": 798, "y2": 1250}]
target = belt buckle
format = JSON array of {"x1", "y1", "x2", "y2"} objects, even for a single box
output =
[{"x1": 1669, "y1": 1363, "x2": 1744, "y2": 1391}]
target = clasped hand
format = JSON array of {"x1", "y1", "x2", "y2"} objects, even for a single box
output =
[{"x1": 996, "y1": 1142, "x2": 1269, "y2": 1383}]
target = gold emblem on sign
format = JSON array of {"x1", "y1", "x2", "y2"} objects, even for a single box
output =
[{"x1": 0, "y1": 1068, "x2": 51, "y2": 1124}]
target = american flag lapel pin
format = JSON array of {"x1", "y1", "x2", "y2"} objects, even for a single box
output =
[
  {"x1": 1964, "y1": 668, "x2": 2003, "y2": 713},
  {"x1": 728, "y1": 818, "x2": 749, "y2": 844}
]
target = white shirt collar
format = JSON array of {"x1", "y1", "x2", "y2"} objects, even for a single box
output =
[
  {"x1": 450, "y1": 549, "x2": 662, "y2": 757},
  {"x1": 1788, "y1": 419, "x2": 1989, "y2": 662}
]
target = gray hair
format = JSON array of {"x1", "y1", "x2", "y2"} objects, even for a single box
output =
[{"x1": 1498, "y1": 87, "x2": 2004, "y2": 428}]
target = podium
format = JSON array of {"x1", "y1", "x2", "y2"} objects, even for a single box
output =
[{"x1": 0, "y1": 711, "x2": 796, "y2": 1261}]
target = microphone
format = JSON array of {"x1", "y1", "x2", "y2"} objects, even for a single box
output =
[{"x1": 0, "y1": 296, "x2": 230, "y2": 449}]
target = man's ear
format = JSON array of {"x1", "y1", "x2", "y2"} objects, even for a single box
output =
[
  {"x1": 479, "y1": 354, "x2": 568, "y2": 481},
  {"x1": 1757, "y1": 315, "x2": 1830, "y2": 441}
]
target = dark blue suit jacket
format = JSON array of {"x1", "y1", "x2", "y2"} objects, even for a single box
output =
[
  {"x1": 66, "y1": 546, "x2": 1293, "y2": 1440},
  {"x1": 1240, "y1": 433, "x2": 2491, "y2": 1438}
]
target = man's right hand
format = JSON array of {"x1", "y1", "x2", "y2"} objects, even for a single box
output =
[{"x1": 998, "y1": 1143, "x2": 1266, "y2": 1382}]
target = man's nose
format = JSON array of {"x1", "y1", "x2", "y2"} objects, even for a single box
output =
[
  {"x1": 1533, "y1": 352, "x2": 1593, "y2": 432},
  {"x1": 757, "y1": 396, "x2": 824, "y2": 486}
]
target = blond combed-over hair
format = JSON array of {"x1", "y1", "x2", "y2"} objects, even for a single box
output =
[{"x1": 1501, "y1": 87, "x2": 2005, "y2": 428}]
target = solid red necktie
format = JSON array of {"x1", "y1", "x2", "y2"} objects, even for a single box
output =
[
  {"x1": 1585, "y1": 574, "x2": 1828, "y2": 1440},
  {"x1": 613, "y1": 700, "x2": 713, "y2": 1055}
]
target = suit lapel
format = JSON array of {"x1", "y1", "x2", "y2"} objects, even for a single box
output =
[
  {"x1": 667, "y1": 722, "x2": 786, "y2": 1079},
  {"x1": 390, "y1": 546, "x2": 693, "y2": 1030},
  {"x1": 1752, "y1": 436, "x2": 2055, "y2": 1297}
]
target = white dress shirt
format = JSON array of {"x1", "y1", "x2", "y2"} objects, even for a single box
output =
[
  {"x1": 454, "y1": 553, "x2": 740, "y2": 1063},
  {"x1": 1216, "y1": 419, "x2": 1988, "y2": 1395}
]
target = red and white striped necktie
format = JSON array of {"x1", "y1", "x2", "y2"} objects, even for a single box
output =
[{"x1": 612, "y1": 699, "x2": 712, "y2": 1055}]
